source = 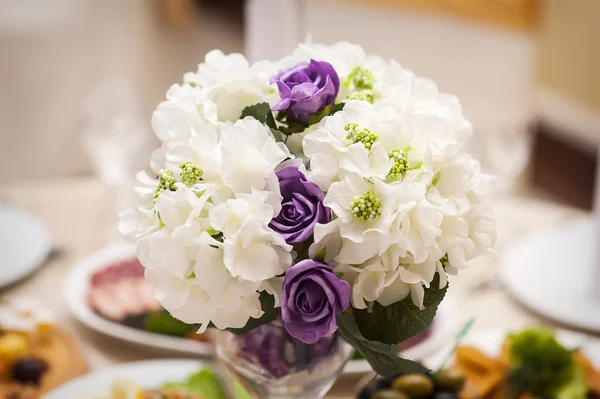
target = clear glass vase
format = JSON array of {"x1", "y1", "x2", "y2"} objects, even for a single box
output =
[{"x1": 216, "y1": 320, "x2": 354, "y2": 399}]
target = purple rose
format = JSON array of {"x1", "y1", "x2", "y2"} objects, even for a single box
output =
[
  {"x1": 269, "y1": 166, "x2": 331, "y2": 244},
  {"x1": 271, "y1": 59, "x2": 340, "y2": 124},
  {"x1": 281, "y1": 259, "x2": 351, "y2": 344}
]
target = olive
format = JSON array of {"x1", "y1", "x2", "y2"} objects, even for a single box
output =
[
  {"x1": 431, "y1": 392, "x2": 459, "y2": 399},
  {"x1": 358, "y1": 381, "x2": 380, "y2": 399},
  {"x1": 372, "y1": 389, "x2": 410, "y2": 399},
  {"x1": 359, "y1": 377, "x2": 395, "y2": 399},
  {"x1": 376, "y1": 377, "x2": 393, "y2": 390},
  {"x1": 434, "y1": 368, "x2": 466, "y2": 393},
  {"x1": 11, "y1": 356, "x2": 49, "y2": 386},
  {"x1": 392, "y1": 374, "x2": 434, "y2": 398}
]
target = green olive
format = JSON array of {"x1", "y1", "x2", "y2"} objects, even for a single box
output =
[
  {"x1": 372, "y1": 389, "x2": 410, "y2": 399},
  {"x1": 434, "y1": 368, "x2": 466, "y2": 393},
  {"x1": 392, "y1": 374, "x2": 434, "y2": 398}
]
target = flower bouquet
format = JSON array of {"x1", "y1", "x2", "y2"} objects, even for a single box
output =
[{"x1": 120, "y1": 42, "x2": 495, "y2": 397}]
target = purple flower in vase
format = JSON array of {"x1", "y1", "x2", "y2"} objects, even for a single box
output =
[
  {"x1": 281, "y1": 259, "x2": 351, "y2": 344},
  {"x1": 269, "y1": 166, "x2": 331, "y2": 244},
  {"x1": 270, "y1": 59, "x2": 340, "y2": 124}
]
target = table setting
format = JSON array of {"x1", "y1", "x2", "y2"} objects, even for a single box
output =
[{"x1": 0, "y1": 40, "x2": 598, "y2": 399}]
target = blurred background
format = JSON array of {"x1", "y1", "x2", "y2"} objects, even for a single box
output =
[
  {"x1": 0, "y1": 0, "x2": 599, "y2": 396},
  {"x1": 0, "y1": 0, "x2": 598, "y2": 206}
]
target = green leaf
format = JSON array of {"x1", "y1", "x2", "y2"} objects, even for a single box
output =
[
  {"x1": 144, "y1": 311, "x2": 197, "y2": 337},
  {"x1": 337, "y1": 310, "x2": 429, "y2": 377},
  {"x1": 333, "y1": 102, "x2": 345, "y2": 113},
  {"x1": 279, "y1": 118, "x2": 306, "y2": 134},
  {"x1": 305, "y1": 102, "x2": 345, "y2": 126},
  {"x1": 226, "y1": 291, "x2": 280, "y2": 334},
  {"x1": 265, "y1": 109, "x2": 277, "y2": 130},
  {"x1": 307, "y1": 105, "x2": 334, "y2": 126},
  {"x1": 240, "y1": 102, "x2": 272, "y2": 124},
  {"x1": 239, "y1": 102, "x2": 287, "y2": 143},
  {"x1": 269, "y1": 128, "x2": 286, "y2": 143},
  {"x1": 352, "y1": 274, "x2": 447, "y2": 345}
]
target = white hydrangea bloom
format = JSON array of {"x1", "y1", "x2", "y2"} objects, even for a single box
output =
[
  {"x1": 119, "y1": 116, "x2": 293, "y2": 331},
  {"x1": 303, "y1": 100, "x2": 463, "y2": 190},
  {"x1": 307, "y1": 98, "x2": 492, "y2": 310},
  {"x1": 289, "y1": 41, "x2": 367, "y2": 79},
  {"x1": 151, "y1": 88, "x2": 218, "y2": 143},
  {"x1": 302, "y1": 101, "x2": 393, "y2": 189},
  {"x1": 184, "y1": 50, "x2": 279, "y2": 123},
  {"x1": 210, "y1": 190, "x2": 292, "y2": 282}
]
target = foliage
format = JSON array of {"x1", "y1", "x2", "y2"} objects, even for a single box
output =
[
  {"x1": 337, "y1": 309, "x2": 429, "y2": 377},
  {"x1": 352, "y1": 274, "x2": 447, "y2": 345},
  {"x1": 240, "y1": 102, "x2": 345, "y2": 140},
  {"x1": 144, "y1": 312, "x2": 197, "y2": 337}
]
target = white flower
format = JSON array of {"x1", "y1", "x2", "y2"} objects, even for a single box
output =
[
  {"x1": 446, "y1": 204, "x2": 496, "y2": 272},
  {"x1": 303, "y1": 100, "x2": 462, "y2": 190},
  {"x1": 335, "y1": 261, "x2": 403, "y2": 309},
  {"x1": 210, "y1": 190, "x2": 292, "y2": 282},
  {"x1": 334, "y1": 248, "x2": 439, "y2": 310},
  {"x1": 145, "y1": 232, "x2": 264, "y2": 331},
  {"x1": 389, "y1": 178, "x2": 443, "y2": 264},
  {"x1": 133, "y1": 186, "x2": 212, "y2": 277},
  {"x1": 302, "y1": 101, "x2": 393, "y2": 188},
  {"x1": 185, "y1": 50, "x2": 279, "y2": 122},
  {"x1": 219, "y1": 118, "x2": 290, "y2": 200},
  {"x1": 120, "y1": 117, "x2": 294, "y2": 331},
  {"x1": 289, "y1": 41, "x2": 367, "y2": 78},
  {"x1": 152, "y1": 88, "x2": 218, "y2": 143},
  {"x1": 324, "y1": 174, "x2": 398, "y2": 264},
  {"x1": 381, "y1": 77, "x2": 473, "y2": 146}
]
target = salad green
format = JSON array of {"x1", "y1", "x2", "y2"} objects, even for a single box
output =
[
  {"x1": 507, "y1": 328, "x2": 586, "y2": 399},
  {"x1": 163, "y1": 367, "x2": 251, "y2": 399}
]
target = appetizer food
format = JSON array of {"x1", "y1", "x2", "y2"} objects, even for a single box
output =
[
  {"x1": 454, "y1": 328, "x2": 600, "y2": 399},
  {"x1": 89, "y1": 366, "x2": 250, "y2": 399},
  {"x1": 358, "y1": 368, "x2": 466, "y2": 399},
  {"x1": 88, "y1": 258, "x2": 208, "y2": 341},
  {"x1": 0, "y1": 298, "x2": 53, "y2": 397}
]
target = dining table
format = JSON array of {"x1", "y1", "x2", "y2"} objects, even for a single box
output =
[{"x1": 0, "y1": 177, "x2": 591, "y2": 398}]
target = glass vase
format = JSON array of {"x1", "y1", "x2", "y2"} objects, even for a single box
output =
[{"x1": 216, "y1": 320, "x2": 354, "y2": 399}]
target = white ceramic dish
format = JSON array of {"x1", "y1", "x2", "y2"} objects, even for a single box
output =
[
  {"x1": 42, "y1": 359, "x2": 203, "y2": 399},
  {"x1": 499, "y1": 217, "x2": 600, "y2": 333},
  {"x1": 425, "y1": 328, "x2": 600, "y2": 370},
  {"x1": 344, "y1": 297, "x2": 458, "y2": 374},
  {"x1": 63, "y1": 243, "x2": 213, "y2": 357},
  {"x1": 0, "y1": 204, "x2": 53, "y2": 289}
]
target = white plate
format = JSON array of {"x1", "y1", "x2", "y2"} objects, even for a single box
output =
[
  {"x1": 425, "y1": 328, "x2": 600, "y2": 370},
  {"x1": 42, "y1": 358, "x2": 203, "y2": 399},
  {"x1": 344, "y1": 298, "x2": 459, "y2": 374},
  {"x1": 64, "y1": 243, "x2": 213, "y2": 356},
  {"x1": 0, "y1": 204, "x2": 53, "y2": 288},
  {"x1": 499, "y1": 217, "x2": 600, "y2": 332}
]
